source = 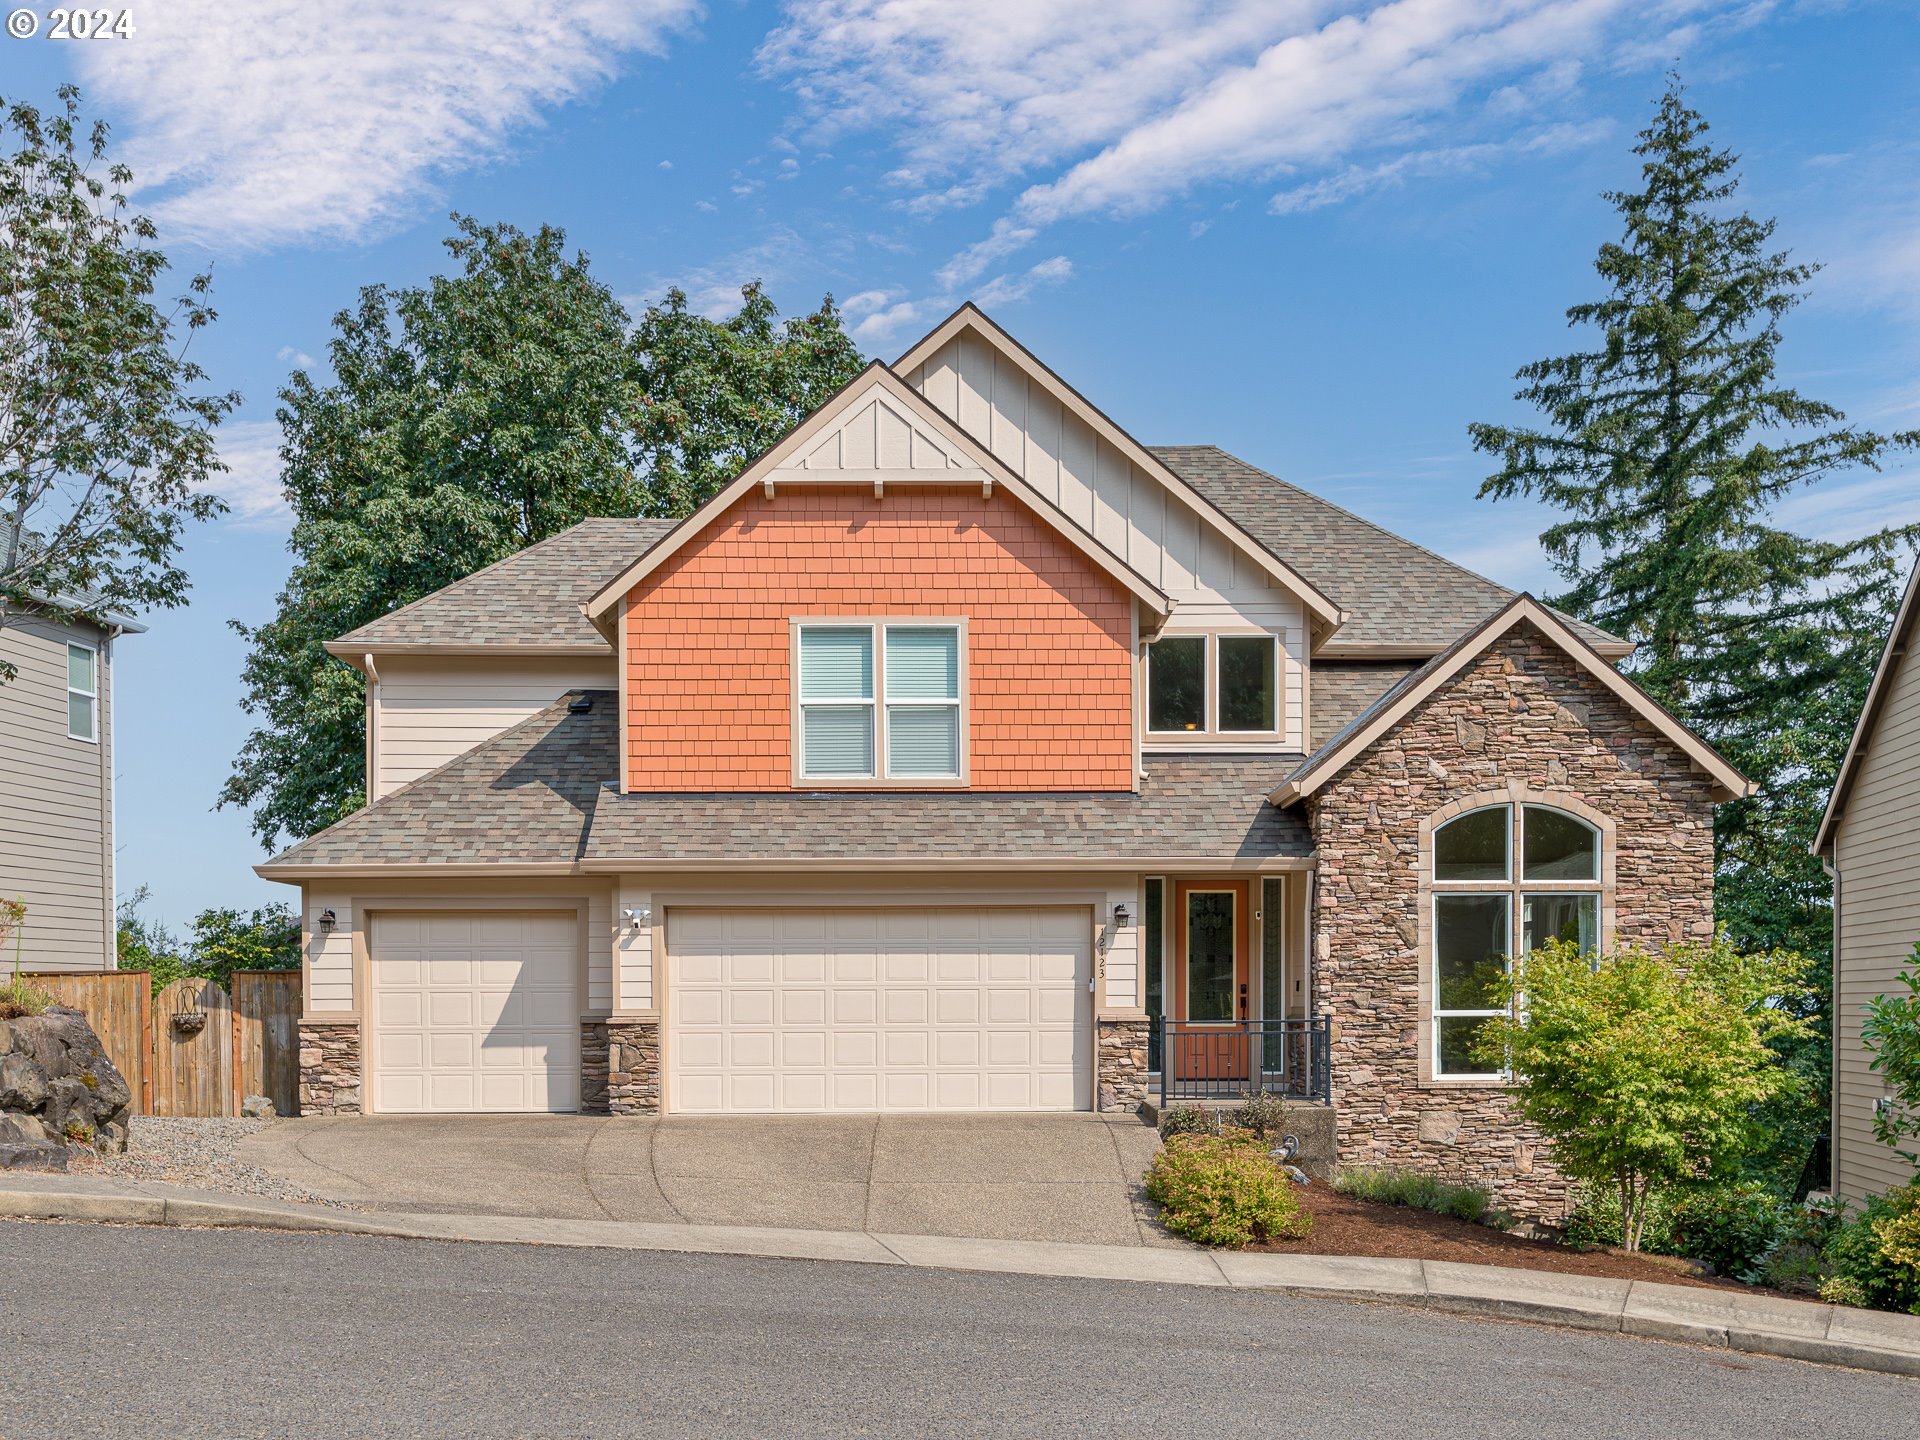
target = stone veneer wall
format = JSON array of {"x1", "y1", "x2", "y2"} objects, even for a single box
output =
[
  {"x1": 607, "y1": 1019, "x2": 661, "y2": 1115},
  {"x1": 1307, "y1": 623, "x2": 1718, "y2": 1218},
  {"x1": 581, "y1": 1021, "x2": 610, "y2": 1115},
  {"x1": 297, "y1": 1021, "x2": 363, "y2": 1116},
  {"x1": 1096, "y1": 1018, "x2": 1150, "y2": 1114}
]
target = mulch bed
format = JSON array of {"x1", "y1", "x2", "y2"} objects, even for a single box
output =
[{"x1": 1249, "y1": 1183, "x2": 1757, "y2": 1293}]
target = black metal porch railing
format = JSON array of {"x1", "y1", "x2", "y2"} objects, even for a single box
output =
[{"x1": 1153, "y1": 1016, "x2": 1331, "y2": 1105}]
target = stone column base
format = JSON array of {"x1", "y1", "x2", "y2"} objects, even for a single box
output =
[
  {"x1": 1096, "y1": 1017, "x2": 1150, "y2": 1114},
  {"x1": 607, "y1": 1019, "x2": 661, "y2": 1115},
  {"x1": 297, "y1": 1021, "x2": 363, "y2": 1116},
  {"x1": 581, "y1": 1020, "x2": 610, "y2": 1114}
]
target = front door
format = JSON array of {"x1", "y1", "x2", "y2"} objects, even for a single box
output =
[{"x1": 1170, "y1": 878, "x2": 1251, "y2": 1080}]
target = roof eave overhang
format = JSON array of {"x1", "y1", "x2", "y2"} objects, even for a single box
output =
[
  {"x1": 257, "y1": 855, "x2": 1315, "y2": 881},
  {"x1": 580, "y1": 360, "x2": 1172, "y2": 625},
  {"x1": 1813, "y1": 558, "x2": 1920, "y2": 856},
  {"x1": 254, "y1": 860, "x2": 589, "y2": 883},
  {"x1": 323, "y1": 640, "x2": 615, "y2": 668},
  {"x1": 894, "y1": 303, "x2": 1345, "y2": 633},
  {"x1": 1270, "y1": 596, "x2": 1753, "y2": 808}
]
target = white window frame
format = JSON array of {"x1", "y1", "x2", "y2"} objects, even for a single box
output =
[
  {"x1": 1430, "y1": 802, "x2": 1605, "y2": 1080},
  {"x1": 1144, "y1": 630, "x2": 1282, "y2": 742},
  {"x1": 66, "y1": 640, "x2": 99, "y2": 744},
  {"x1": 791, "y1": 618, "x2": 968, "y2": 787}
]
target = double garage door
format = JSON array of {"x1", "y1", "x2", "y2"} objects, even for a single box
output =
[
  {"x1": 667, "y1": 906, "x2": 1092, "y2": 1114},
  {"x1": 366, "y1": 906, "x2": 1091, "y2": 1114}
]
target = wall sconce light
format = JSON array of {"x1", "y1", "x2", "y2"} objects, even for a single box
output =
[
  {"x1": 316, "y1": 908, "x2": 337, "y2": 935},
  {"x1": 1112, "y1": 903, "x2": 1131, "y2": 928},
  {"x1": 622, "y1": 906, "x2": 653, "y2": 933}
]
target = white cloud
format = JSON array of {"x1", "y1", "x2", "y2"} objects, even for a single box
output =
[
  {"x1": 975, "y1": 256, "x2": 1075, "y2": 307},
  {"x1": 80, "y1": 0, "x2": 700, "y2": 249},
  {"x1": 767, "y1": 0, "x2": 1731, "y2": 299},
  {"x1": 1268, "y1": 118, "x2": 1611, "y2": 213},
  {"x1": 275, "y1": 345, "x2": 317, "y2": 370},
  {"x1": 203, "y1": 420, "x2": 293, "y2": 530}
]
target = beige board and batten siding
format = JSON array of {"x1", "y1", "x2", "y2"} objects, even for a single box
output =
[
  {"x1": 299, "y1": 880, "x2": 617, "y2": 1020},
  {"x1": 1830, "y1": 632, "x2": 1920, "y2": 1202},
  {"x1": 906, "y1": 333, "x2": 1307, "y2": 750},
  {"x1": 0, "y1": 613, "x2": 114, "y2": 970},
  {"x1": 368, "y1": 654, "x2": 616, "y2": 799}
]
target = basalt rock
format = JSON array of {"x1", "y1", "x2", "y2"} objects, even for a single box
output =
[{"x1": 0, "y1": 1006, "x2": 133, "y2": 1166}]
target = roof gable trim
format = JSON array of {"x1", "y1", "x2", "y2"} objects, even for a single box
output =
[
  {"x1": 582, "y1": 363, "x2": 1172, "y2": 621},
  {"x1": 1815, "y1": 556, "x2": 1920, "y2": 854},
  {"x1": 1271, "y1": 595, "x2": 1752, "y2": 806},
  {"x1": 895, "y1": 304, "x2": 1344, "y2": 631}
]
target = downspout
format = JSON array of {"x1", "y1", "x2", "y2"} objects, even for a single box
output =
[
  {"x1": 363, "y1": 653, "x2": 380, "y2": 803},
  {"x1": 1822, "y1": 854, "x2": 1840, "y2": 1196},
  {"x1": 101, "y1": 628, "x2": 117, "y2": 966}
]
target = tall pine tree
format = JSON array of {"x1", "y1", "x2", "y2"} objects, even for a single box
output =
[{"x1": 1471, "y1": 79, "x2": 1918, "y2": 1184}]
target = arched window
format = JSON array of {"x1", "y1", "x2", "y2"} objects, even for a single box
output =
[{"x1": 1430, "y1": 802, "x2": 1603, "y2": 1079}]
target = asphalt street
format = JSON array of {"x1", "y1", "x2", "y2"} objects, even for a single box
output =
[{"x1": 0, "y1": 1219, "x2": 1912, "y2": 1439}]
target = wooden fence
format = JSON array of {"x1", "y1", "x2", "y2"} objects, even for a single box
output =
[{"x1": 21, "y1": 970, "x2": 301, "y2": 1117}]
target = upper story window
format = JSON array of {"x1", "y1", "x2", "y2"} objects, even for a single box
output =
[
  {"x1": 1431, "y1": 802, "x2": 1603, "y2": 1079},
  {"x1": 66, "y1": 642, "x2": 98, "y2": 743},
  {"x1": 797, "y1": 622, "x2": 963, "y2": 783},
  {"x1": 1146, "y1": 633, "x2": 1278, "y2": 737}
]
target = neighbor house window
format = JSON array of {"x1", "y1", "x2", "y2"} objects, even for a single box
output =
[
  {"x1": 797, "y1": 622, "x2": 963, "y2": 782},
  {"x1": 66, "y1": 643, "x2": 98, "y2": 743},
  {"x1": 1146, "y1": 633, "x2": 1280, "y2": 736},
  {"x1": 1431, "y1": 802, "x2": 1602, "y2": 1079}
]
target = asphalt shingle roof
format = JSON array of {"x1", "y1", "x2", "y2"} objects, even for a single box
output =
[
  {"x1": 1151, "y1": 445, "x2": 1626, "y2": 654},
  {"x1": 261, "y1": 692, "x2": 1312, "y2": 870},
  {"x1": 331, "y1": 518, "x2": 674, "y2": 650}
]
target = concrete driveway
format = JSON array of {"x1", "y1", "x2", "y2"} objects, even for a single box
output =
[{"x1": 240, "y1": 1113, "x2": 1169, "y2": 1246}]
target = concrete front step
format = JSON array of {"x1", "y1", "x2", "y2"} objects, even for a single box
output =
[{"x1": 1135, "y1": 1099, "x2": 1335, "y2": 1164}]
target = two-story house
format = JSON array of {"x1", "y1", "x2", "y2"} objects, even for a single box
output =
[
  {"x1": 1, "y1": 597, "x2": 143, "y2": 971},
  {"x1": 259, "y1": 305, "x2": 1748, "y2": 1214}
]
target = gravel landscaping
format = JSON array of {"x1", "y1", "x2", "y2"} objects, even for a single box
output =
[{"x1": 68, "y1": 1117, "x2": 362, "y2": 1209}]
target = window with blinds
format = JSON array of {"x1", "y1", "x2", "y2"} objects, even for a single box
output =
[{"x1": 796, "y1": 622, "x2": 964, "y2": 782}]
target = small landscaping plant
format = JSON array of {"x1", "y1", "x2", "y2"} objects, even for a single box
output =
[
  {"x1": 1862, "y1": 945, "x2": 1920, "y2": 1167},
  {"x1": 1332, "y1": 1167, "x2": 1493, "y2": 1225},
  {"x1": 1158, "y1": 1105, "x2": 1225, "y2": 1138},
  {"x1": 1563, "y1": 1182, "x2": 1680, "y2": 1254},
  {"x1": 1145, "y1": 1132, "x2": 1312, "y2": 1248},
  {"x1": 1820, "y1": 1182, "x2": 1920, "y2": 1315},
  {"x1": 1231, "y1": 1089, "x2": 1291, "y2": 1140},
  {"x1": 1669, "y1": 1182, "x2": 1791, "y2": 1279},
  {"x1": 0, "y1": 979, "x2": 51, "y2": 1020}
]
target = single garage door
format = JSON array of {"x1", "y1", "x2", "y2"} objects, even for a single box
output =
[
  {"x1": 667, "y1": 906, "x2": 1091, "y2": 1114},
  {"x1": 369, "y1": 912, "x2": 581, "y2": 1113}
]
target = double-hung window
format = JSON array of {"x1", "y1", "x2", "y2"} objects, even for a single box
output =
[
  {"x1": 1431, "y1": 803, "x2": 1602, "y2": 1079},
  {"x1": 1146, "y1": 633, "x2": 1278, "y2": 737},
  {"x1": 66, "y1": 643, "x2": 98, "y2": 743},
  {"x1": 797, "y1": 622, "x2": 963, "y2": 782}
]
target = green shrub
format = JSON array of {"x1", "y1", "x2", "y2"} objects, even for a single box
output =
[
  {"x1": 1231, "y1": 1090, "x2": 1291, "y2": 1140},
  {"x1": 1332, "y1": 1166, "x2": 1492, "y2": 1224},
  {"x1": 0, "y1": 980, "x2": 51, "y2": 1020},
  {"x1": 1820, "y1": 1275, "x2": 1871, "y2": 1308},
  {"x1": 1158, "y1": 1106, "x2": 1225, "y2": 1138},
  {"x1": 1563, "y1": 1182, "x2": 1680, "y2": 1253},
  {"x1": 1822, "y1": 1184, "x2": 1920, "y2": 1315},
  {"x1": 1145, "y1": 1133, "x2": 1312, "y2": 1248},
  {"x1": 1670, "y1": 1183, "x2": 1790, "y2": 1278}
]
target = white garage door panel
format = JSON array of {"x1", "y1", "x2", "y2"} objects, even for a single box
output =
[
  {"x1": 371, "y1": 913, "x2": 581, "y2": 1114},
  {"x1": 668, "y1": 906, "x2": 1091, "y2": 1114}
]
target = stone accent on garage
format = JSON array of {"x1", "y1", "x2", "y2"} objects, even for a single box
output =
[
  {"x1": 581, "y1": 1021, "x2": 610, "y2": 1115},
  {"x1": 1096, "y1": 1017, "x2": 1150, "y2": 1115},
  {"x1": 607, "y1": 1019, "x2": 660, "y2": 1115},
  {"x1": 1306, "y1": 621, "x2": 1719, "y2": 1218},
  {"x1": 297, "y1": 1021, "x2": 363, "y2": 1116}
]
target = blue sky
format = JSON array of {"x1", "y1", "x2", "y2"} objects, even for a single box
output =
[{"x1": 6, "y1": 1, "x2": 1917, "y2": 930}]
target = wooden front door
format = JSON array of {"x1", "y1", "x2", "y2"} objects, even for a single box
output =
[{"x1": 1170, "y1": 878, "x2": 1251, "y2": 1080}]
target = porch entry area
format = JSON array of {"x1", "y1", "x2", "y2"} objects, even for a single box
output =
[{"x1": 1142, "y1": 875, "x2": 1328, "y2": 1104}]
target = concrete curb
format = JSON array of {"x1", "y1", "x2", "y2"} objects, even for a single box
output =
[{"x1": 5, "y1": 1181, "x2": 1918, "y2": 1379}]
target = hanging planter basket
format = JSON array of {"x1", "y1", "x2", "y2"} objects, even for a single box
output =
[{"x1": 171, "y1": 1009, "x2": 208, "y2": 1036}]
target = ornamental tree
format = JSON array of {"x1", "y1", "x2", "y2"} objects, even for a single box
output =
[
  {"x1": 1474, "y1": 934, "x2": 1811, "y2": 1251},
  {"x1": 0, "y1": 86, "x2": 237, "y2": 676}
]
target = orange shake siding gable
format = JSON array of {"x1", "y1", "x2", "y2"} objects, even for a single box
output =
[{"x1": 622, "y1": 484, "x2": 1135, "y2": 791}]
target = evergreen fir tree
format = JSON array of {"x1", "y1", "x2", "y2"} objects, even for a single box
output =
[{"x1": 1471, "y1": 78, "x2": 1918, "y2": 1184}]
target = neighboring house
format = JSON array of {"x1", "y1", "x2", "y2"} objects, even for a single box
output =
[
  {"x1": 0, "y1": 600, "x2": 144, "y2": 972},
  {"x1": 259, "y1": 304, "x2": 1749, "y2": 1215},
  {"x1": 1815, "y1": 555, "x2": 1920, "y2": 1204}
]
